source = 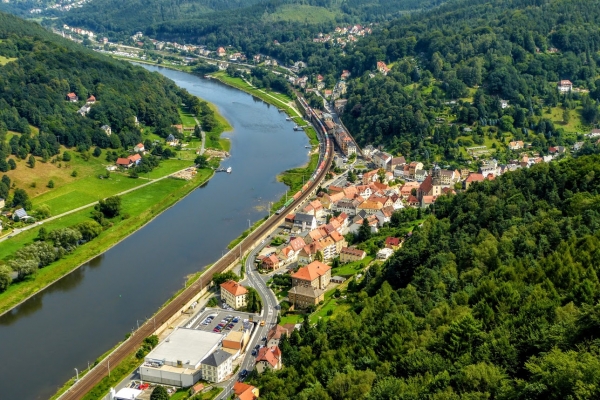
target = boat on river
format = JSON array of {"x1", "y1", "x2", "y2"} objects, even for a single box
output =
[{"x1": 226, "y1": 166, "x2": 232, "y2": 173}]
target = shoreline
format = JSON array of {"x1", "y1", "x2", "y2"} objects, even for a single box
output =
[
  {"x1": 49, "y1": 68, "x2": 323, "y2": 400},
  {"x1": 0, "y1": 170, "x2": 215, "y2": 317}
]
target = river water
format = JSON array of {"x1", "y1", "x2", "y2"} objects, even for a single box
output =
[{"x1": 0, "y1": 65, "x2": 309, "y2": 399}]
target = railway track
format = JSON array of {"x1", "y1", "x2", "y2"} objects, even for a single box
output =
[{"x1": 60, "y1": 99, "x2": 333, "y2": 400}]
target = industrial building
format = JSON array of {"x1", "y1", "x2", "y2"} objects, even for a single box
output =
[{"x1": 139, "y1": 328, "x2": 224, "y2": 387}]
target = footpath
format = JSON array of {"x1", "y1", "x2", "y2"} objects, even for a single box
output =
[{"x1": 0, "y1": 165, "x2": 196, "y2": 243}]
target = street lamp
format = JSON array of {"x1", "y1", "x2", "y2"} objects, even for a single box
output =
[
  {"x1": 247, "y1": 219, "x2": 251, "y2": 229},
  {"x1": 74, "y1": 368, "x2": 79, "y2": 381}
]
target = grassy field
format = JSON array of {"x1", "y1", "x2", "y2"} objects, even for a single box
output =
[
  {"x1": 179, "y1": 107, "x2": 197, "y2": 128},
  {"x1": 543, "y1": 106, "x2": 588, "y2": 134},
  {"x1": 204, "y1": 102, "x2": 232, "y2": 152},
  {"x1": 0, "y1": 169, "x2": 213, "y2": 315},
  {"x1": 332, "y1": 256, "x2": 373, "y2": 276},
  {"x1": 0, "y1": 55, "x2": 17, "y2": 65},
  {"x1": 211, "y1": 71, "x2": 301, "y2": 118}
]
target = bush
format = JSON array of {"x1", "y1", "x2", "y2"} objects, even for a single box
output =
[
  {"x1": 47, "y1": 180, "x2": 54, "y2": 188},
  {"x1": 71, "y1": 170, "x2": 78, "y2": 177},
  {"x1": 62, "y1": 152, "x2": 71, "y2": 161}
]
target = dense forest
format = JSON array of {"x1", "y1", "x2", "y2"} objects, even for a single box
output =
[
  {"x1": 249, "y1": 154, "x2": 600, "y2": 399},
  {"x1": 340, "y1": 0, "x2": 600, "y2": 159},
  {"x1": 60, "y1": 0, "x2": 447, "y2": 43},
  {"x1": 0, "y1": 11, "x2": 188, "y2": 170}
]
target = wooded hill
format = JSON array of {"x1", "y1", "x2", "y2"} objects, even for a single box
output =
[
  {"x1": 249, "y1": 154, "x2": 600, "y2": 399},
  {"x1": 0, "y1": 11, "x2": 186, "y2": 170},
  {"x1": 59, "y1": 0, "x2": 447, "y2": 42},
  {"x1": 340, "y1": 0, "x2": 600, "y2": 160}
]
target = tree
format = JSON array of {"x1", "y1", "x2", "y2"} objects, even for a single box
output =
[
  {"x1": 9, "y1": 259, "x2": 38, "y2": 280},
  {"x1": 315, "y1": 250, "x2": 324, "y2": 262},
  {"x1": 47, "y1": 180, "x2": 54, "y2": 188},
  {"x1": 75, "y1": 220, "x2": 103, "y2": 241},
  {"x1": 96, "y1": 196, "x2": 122, "y2": 218},
  {"x1": 0, "y1": 265, "x2": 12, "y2": 292},
  {"x1": 150, "y1": 385, "x2": 169, "y2": 400},
  {"x1": 357, "y1": 218, "x2": 371, "y2": 242},
  {"x1": 212, "y1": 271, "x2": 238, "y2": 285},
  {"x1": 194, "y1": 154, "x2": 208, "y2": 168},
  {"x1": 8, "y1": 159, "x2": 16, "y2": 170},
  {"x1": 563, "y1": 108, "x2": 571, "y2": 124},
  {"x1": 28, "y1": 155, "x2": 35, "y2": 168},
  {"x1": 35, "y1": 204, "x2": 51, "y2": 219},
  {"x1": 246, "y1": 287, "x2": 263, "y2": 313},
  {"x1": 93, "y1": 147, "x2": 102, "y2": 157},
  {"x1": 62, "y1": 152, "x2": 71, "y2": 162},
  {"x1": 12, "y1": 188, "x2": 32, "y2": 210},
  {"x1": 49, "y1": 228, "x2": 82, "y2": 250}
]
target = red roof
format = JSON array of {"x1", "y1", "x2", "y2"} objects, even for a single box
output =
[
  {"x1": 385, "y1": 237, "x2": 401, "y2": 247},
  {"x1": 220, "y1": 280, "x2": 248, "y2": 296},
  {"x1": 291, "y1": 261, "x2": 330, "y2": 282},
  {"x1": 233, "y1": 382, "x2": 258, "y2": 400},
  {"x1": 87, "y1": 95, "x2": 96, "y2": 102},
  {"x1": 255, "y1": 346, "x2": 281, "y2": 367},
  {"x1": 127, "y1": 154, "x2": 141, "y2": 162},
  {"x1": 465, "y1": 173, "x2": 485, "y2": 183},
  {"x1": 116, "y1": 157, "x2": 131, "y2": 166},
  {"x1": 67, "y1": 92, "x2": 77, "y2": 99}
]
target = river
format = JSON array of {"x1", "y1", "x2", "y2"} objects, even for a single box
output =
[{"x1": 0, "y1": 65, "x2": 309, "y2": 399}]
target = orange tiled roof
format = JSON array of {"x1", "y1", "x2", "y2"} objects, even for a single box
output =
[
  {"x1": 292, "y1": 261, "x2": 331, "y2": 281},
  {"x1": 220, "y1": 280, "x2": 248, "y2": 296}
]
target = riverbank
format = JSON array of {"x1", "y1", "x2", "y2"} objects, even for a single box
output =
[{"x1": 0, "y1": 169, "x2": 214, "y2": 316}]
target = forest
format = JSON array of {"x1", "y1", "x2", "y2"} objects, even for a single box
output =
[
  {"x1": 340, "y1": 0, "x2": 600, "y2": 159},
  {"x1": 0, "y1": 11, "x2": 186, "y2": 170},
  {"x1": 248, "y1": 154, "x2": 600, "y2": 399}
]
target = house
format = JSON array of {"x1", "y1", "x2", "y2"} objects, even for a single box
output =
[
  {"x1": 333, "y1": 198, "x2": 362, "y2": 216},
  {"x1": 293, "y1": 213, "x2": 317, "y2": 232},
  {"x1": 509, "y1": 141, "x2": 524, "y2": 150},
  {"x1": 201, "y1": 350, "x2": 232, "y2": 383},
  {"x1": 390, "y1": 156, "x2": 406, "y2": 171},
  {"x1": 408, "y1": 162, "x2": 424, "y2": 179},
  {"x1": 127, "y1": 154, "x2": 142, "y2": 165},
  {"x1": 266, "y1": 324, "x2": 296, "y2": 348},
  {"x1": 297, "y1": 242, "x2": 323, "y2": 265},
  {"x1": 500, "y1": 99, "x2": 509, "y2": 109},
  {"x1": 372, "y1": 151, "x2": 393, "y2": 170},
  {"x1": 558, "y1": 80, "x2": 573, "y2": 92},
  {"x1": 255, "y1": 346, "x2": 282, "y2": 373},
  {"x1": 421, "y1": 195, "x2": 436, "y2": 208},
  {"x1": 400, "y1": 182, "x2": 420, "y2": 199},
  {"x1": 77, "y1": 106, "x2": 90, "y2": 116},
  {"x1": 66, "y1": 92, "x2": 78, "y2": 102},
  {"x1": 377, "y1": 61, "x2": 390, "y2": 75},
  {"x1": 291, "y1": 260, "x2": 331, "y2": 289},
  {"x1": 358, "y1": 200, "x2": 384, "y2": 215},
  {"x1": 341, "y1": 70, "x2": 351, "y2": 80},
  {"x1": 101, "y1": 125, "x2": 112, "y2": 136},
  {"x1": 317, "y1": 236, "x2": 337, "y2": 261},
  {"x1": 288, "y1": 285, "x2": 325, "y2": 309},
  {"x1": 13, "y1": 208, "x2": 27, "y2": 221},
  {"x1": 217, "y1": 47, "x2": 226, "y2": 57},
  {"x1": 303, "y1": 200, "x2": 324, "y2": 218},
  {"x1": 262, "y1": 254, "x2": 281, "y2": 270},
  {"x1": 320, "y1": 192, "x2": 345, "y2": 209},
  {"x1": 220, "y1": 280, "x2": 248, "y2": 309},
  {"x1": 417, "y1": 175, "x2": 442, "y2": 200},
  {"x1": 233, "y1": 382, "x2": 259, "y2": 400},
  {"x1": 573, "y1": 141, "x2": 585, "y2": 151},
  {"x1": 376, "y1": 247, "x2": 394, "y2": 260},
  {"x1": 86, "y1": 95, "x2": 96, "y2": 104},
  {"x1": 116, "y1": 157, "x2": 133, "y2": 168},
  {"x1": 133, "y1": 143, "x2": 145, "y2": 153},
  {"x1": 549, "y1": 146, "x2": 566, "y2": 154},
  {"x1": 480, "y1": 159, "x2": 499, "y2": 177},
  {"x1": 587, "y1": 129, "x2": 600, "y2": 138},
  {"x1": 464, "y1": 173, "x2": 485, "y2": 189},
  {"x1": 0, "y1": 198, "x2": 5, "y2": 209},
  {"x1": 340, "y1": 247, "x2": 366, "y2": 263},
  {"x1": 385, "y1": 236, "x2": 402, "y2": 250},
  {"x1": 172, "y1": 124, "x2": 184, "y2": 134}
]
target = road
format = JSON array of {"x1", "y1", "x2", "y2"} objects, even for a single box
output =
[
  {"x1": 193, "y1": 116, "x2": 206, "y2": 155},
  {"x1": 215, "y1": 241, "x2": 280, "y2": 399},
  {"x1": 59, "y1": 100, "x2": 333, "y2": 400}
]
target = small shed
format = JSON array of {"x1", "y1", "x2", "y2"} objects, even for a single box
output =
[{"x1": 13, "y1": 208, "x2": 28, "y2": 221}]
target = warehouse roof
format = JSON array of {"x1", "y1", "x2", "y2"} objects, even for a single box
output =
[{"x1": 145, "y1": 328, "x2": 223, "y2": 367}]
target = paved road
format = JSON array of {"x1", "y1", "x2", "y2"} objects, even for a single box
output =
[
  {"x1": 59, "y1": 101, "x2": 333, "y2": 400},
  {"x1": 193, "y1": 116, "x2": 206, "y2": 155},
  {"x1": 216, "y1": 241, "x2": 280, "y2": 400}
]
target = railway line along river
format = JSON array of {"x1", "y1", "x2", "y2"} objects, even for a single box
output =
[{"x1": 0, "y1": 65, "x2": 310, "y2": 400}]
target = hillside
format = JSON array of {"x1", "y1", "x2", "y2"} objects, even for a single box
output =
[
  {"x1": 338, "y1": 0, "x2": 600, "y2": 162},
  {"x1": 59, "y1": 0, "x2": 446, "y2": 40},
  {"x1": 248, "y1": 154, "x2": 600, "y2": 399}
]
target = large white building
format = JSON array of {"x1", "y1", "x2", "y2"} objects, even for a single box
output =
[{"x1": 140, "y1": 328, "x2": 224, "y2": 387}]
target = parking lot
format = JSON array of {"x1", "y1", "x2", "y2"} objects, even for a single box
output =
[{"x1": 187, "y1": 309, "x2": 257, "y2": 334}]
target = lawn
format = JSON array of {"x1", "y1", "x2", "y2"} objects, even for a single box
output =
[
  {"x1": 310, "y1": 288, "x2": 350, "y2": 324},
  {"x1": 0, "y1": 169, "x2": 214, "y2": 315},
  {"x1": 543, "y1": 106, "x2": 588, "y2": 134},
  {"x1": 179, "y1": 107, "x2": 197, "y2": 128},
  {"x1": 332, "y1": 256, "x2": 373, "y2": 276}
]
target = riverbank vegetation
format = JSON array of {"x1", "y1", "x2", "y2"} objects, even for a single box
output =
[
  {"x1": 249, "y1": 154, "x2": 600, "y2": 399},
  {"x1": 0, "y1": 168, "x2": 213, "y2": 314}
]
